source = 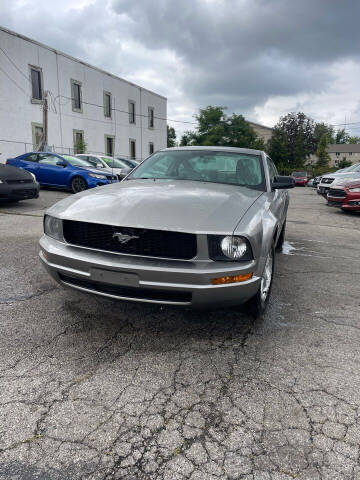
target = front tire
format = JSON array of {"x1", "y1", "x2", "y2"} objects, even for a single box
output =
[
  {"x1": 71, "y1": 176, "x2": 88, "y2": 193},
  {"x1": 246, "y1": 243, "x2": 275, "y2": 318},
  {"x1": 276, "y1": 221, "x2": 286, "y2": 251}
]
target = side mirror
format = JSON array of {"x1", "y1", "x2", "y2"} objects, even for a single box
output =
[
  {"x1": 272, "y1": 175, "x2": 295, "y2": 189},
  {"x1": 56, "y1": 161, "x2": 67, "y2": 167}
]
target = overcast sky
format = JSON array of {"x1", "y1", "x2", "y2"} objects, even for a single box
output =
[{"x1": 1, "y1": 0, "x2": 360, "y2": 138}]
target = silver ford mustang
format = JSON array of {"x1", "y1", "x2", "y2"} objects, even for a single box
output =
[{"x1": 40, "y1": 147, "x2": 294, "y2": 316}]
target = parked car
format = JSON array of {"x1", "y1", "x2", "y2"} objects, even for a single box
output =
[
  {"x1": 335, "y1": 162, "x2": 360, "y2": 173},
  {"x1": 306, "y1": 178, "x2": 314, "y2": 187},
  {"x1": 291, "y1": 171, "x2": 308, "y2": 186},
  {"x1": 317, "y1": 167, "x2": 360, "y2": 197},
  {"x1": 313, "y1": 176, "x2": 322, "y2": 187},
  {"x1": 327, "y1": 178, "x2": 360, "y2": 212},
  {"x1": 7, "y1": 152, "x2": 118, "y2": 193},
  {"x1": 0, "y1": 163, "x2": 39, "y2": 202},
  {"x1": 40, "y1": 147, "x2": 295, "y2": 316},
  {"x1": 115, "y1": 157, "x2": 139, "y2": 169},
  {"x1": 76, "y1": 154, "x2": 131, "y2": 180}
]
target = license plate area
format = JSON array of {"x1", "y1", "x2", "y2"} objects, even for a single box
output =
[{"x1": 90, "y1": 268, "x2": 139, "y2": 287}]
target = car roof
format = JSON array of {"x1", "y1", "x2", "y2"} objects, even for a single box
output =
[{"x1": 159, "y1": 146, "x2": 264, "y2": 155}]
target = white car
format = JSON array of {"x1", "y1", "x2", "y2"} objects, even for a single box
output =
[
  {"x1": 317, "y1": 166, "x2": 360, "y2": 196},
  {"x1": 76, "y1": 154, "x2": 132, "y2": 180}
]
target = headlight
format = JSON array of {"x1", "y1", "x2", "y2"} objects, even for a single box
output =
[
  {"x1": 208, "y1": 235, "x2": 253, "y2": 261},
  {"x1": 348, "y1": 187, "x2": 360, "y2": 193},
  {"x1": 88, "y1": 173, "x2": 107, "y2": 179},
  {"x1": 44, "y1": 215, "x2": 63, "y2": 241},
  {"x1": 0, "y1": 180, "x2": 3, "y2": 184},
  {"x1": 29, "y1": 172, "x2": 37, "y2": 182}
]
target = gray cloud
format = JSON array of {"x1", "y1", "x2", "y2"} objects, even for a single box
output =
[{"x1": 1, "y1": 0, "x2": 360, "y2": 134}]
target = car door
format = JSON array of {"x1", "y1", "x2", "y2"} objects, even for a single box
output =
[
  {"x1": 266, "y1": 156, "x2": 287, "y2": 225},
  {"x1": 37, "y1": 154, "x2": 68, "y2": 186},
  {"x1": 17, "y1": 153, "x2": 40, "y2": 178}
]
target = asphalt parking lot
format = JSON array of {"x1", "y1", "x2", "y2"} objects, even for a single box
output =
[{"x1": 1, "y1": 187, "x2": 360, "y2": 480}]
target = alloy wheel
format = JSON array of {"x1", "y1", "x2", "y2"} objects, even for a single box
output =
[{"x1": 72, "y1": 177, "x2": 87, "y2": 193}]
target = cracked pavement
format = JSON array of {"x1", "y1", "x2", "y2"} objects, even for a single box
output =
[{"x1": 0, "y1": 188, "x2": 360, "y2": 479}]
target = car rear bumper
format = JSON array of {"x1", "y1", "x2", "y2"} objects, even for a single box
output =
[
  {"x1": 39, "y1": 235, "x2": 261, "y2": 308},
  {"x1": 0, "y1": 182, "x2": 40, "y2": 201}
]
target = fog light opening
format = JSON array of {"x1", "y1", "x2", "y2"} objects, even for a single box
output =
[{"x1": 212, "y1": 272, "x2": 253, "y2": 285}]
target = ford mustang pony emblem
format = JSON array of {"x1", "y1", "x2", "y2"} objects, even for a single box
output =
[{"x1": 113, "y1": 232, "x2": 139, "y2": 244}]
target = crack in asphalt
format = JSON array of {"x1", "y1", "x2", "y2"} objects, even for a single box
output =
[{"x1": 1, "y1": 189, "x2": 360, "y2": 480}]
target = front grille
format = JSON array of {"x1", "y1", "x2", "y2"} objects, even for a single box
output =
[
  {"x1": 12, "y1": 188, "x2": 37, "y2": 197},
  {"x1": 322, "y1": 178, "x2": 334, "y2": 184},
  {"x1": 62, "y1": 220, "x2": 197, "y2": 260},
  {"x1": 59, "y1": 274, "x2": 192, "y2": 304},
  {"x1": 328, "y1": 200, "x2": 344, "y2": 207},
  {"x1": 7, "y1": 179, "x2": 33, "y2": 184},
  {"x1": 328, "y1": 189, "x2": 346, "y2": 198}
]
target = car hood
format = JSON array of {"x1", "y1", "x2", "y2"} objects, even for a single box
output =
[
  {"x1": 0, "y1": 163, "x2": 34, "y2": 181},
  {"x1": 47, "y1": 179, "x2": 263, "y2": 234},
  {"x1": 335, "y1": 179, "x2": 360, "y2": 189},
  {"x1": 76, "y1": 166, "x2": 115, "y2": 176}
]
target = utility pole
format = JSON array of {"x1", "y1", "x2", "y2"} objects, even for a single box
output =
[{"x1": 40, "y1": 90, "x2": 48, "y2": 151}]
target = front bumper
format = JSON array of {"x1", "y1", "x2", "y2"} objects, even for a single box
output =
[
  {"x1": 86, "y1": 177, "x2": 118, "y2": 189},
  {"x1": 0, "y1": 182, "x2": 40, "y2": 201},
  {"x1": 39, "y1": 235, "x2": 261, "y2": 308},
  {"x1": 327, "y1": 194, "x2": 360, "y2": 211}
]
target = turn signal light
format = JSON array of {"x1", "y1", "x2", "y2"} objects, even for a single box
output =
[{"x1": 211, "y1": 272, "x2": 253, "y2": 285}]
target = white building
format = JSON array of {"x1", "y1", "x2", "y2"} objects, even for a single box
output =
[{"x1": 0, "y1": 26, "x2": 167, "y2": 163}]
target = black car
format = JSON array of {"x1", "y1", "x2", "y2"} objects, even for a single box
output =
[{"x1": 0, "y1": 163, "x2": 40, "y2": 202}]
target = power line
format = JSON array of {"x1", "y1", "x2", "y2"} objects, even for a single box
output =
[
  {"x1": 0, "y1": 46, "x2": 31, "y2": 83},
  {"x1": 0, "y1": 63, "x2": 29, "y2": 96},
  {"x1": 58, "y1": 95, "x2": 198, "y2": 126}
]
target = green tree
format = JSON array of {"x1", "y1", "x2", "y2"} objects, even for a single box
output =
[
  {"x1": 335, "y1": 128, "x2": 350, "y2": 144},
  {"x1": 273, "y1": 112, "x2": 316, "y2": 169},
  {"x1": 348, "y1": 136, "x2": 360, "y2": 144},
  {"x1": 337, "y1": 158, "x2": 352, "y2": 169},
  {"x1": 167, "y1": 125, "x2": 177, "y2": 147},
  {"x1": 179, "y1": 106, "x2": 265, "y2": 149},
  {"x1": 74, "y1": 136, "x2": 87, "y2": 154},
  {"x1": 267, "y1": 128, "x2": 288, "y2": 170},
  {"x1": 314, "y1": 122, "x2": 335, "y2": 145},
  {"x1": 316, "y1": 133, "x2": 330, "y2": 168}
]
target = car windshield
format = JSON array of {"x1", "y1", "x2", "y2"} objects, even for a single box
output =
[
  {"x1": 116, "y1": 158, "x2": 137, "y2": 168},
  {"x1": 292, "y1": 171, "x2": 307, "y2": 177},
  {"x1": 128, "y1": 150, "x2": 265, "y2": 190},
  {"x1": 63, "y1": 155, "x2": 94, "y2": 167},
  {"x1": 102, "y1": 157, "x2": 128, "y2": 169},
  {"x1": 88, "y1": 158, "x2": 106, "y2": 168}
]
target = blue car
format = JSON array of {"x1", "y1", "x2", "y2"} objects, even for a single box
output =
[{"x1": 6, "y1": 152, "x2": 118, "y2": 193}]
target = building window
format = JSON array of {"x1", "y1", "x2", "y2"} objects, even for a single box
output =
[
  {"x1": 105, "y1": 135, "x2": 115, "y2": 156},
  {"x1": 129, "y1": 139, "x2": 136, "y2": 160},
  {"x1": 349, "y1": 152, "x2": 353, "y2": 156},
  {"x1": 71, "y1": 79, "x2": 82, "y2": 112},
  {"x1": 129, "y1": 100, "x2": 136, "y2": 124},
  {"x1": 31, "y1": 122, "x2": 43, "y2": 150},
  {"x1": 73, "y1": 129, "x2": 85, "y2": 154},
  {"x1": 30, "y1": 66, "x2": 43, "y2": 103},
  {"x1": 104, "y1": 91, "x2": 112, "y2": 118},
  {"x1": 148, "y1": 107, "x2": 154, "y2": 129},
  {"x1": 149, "y1": 142, "x2": 154, "y2": 155},
  {"x1": 336, "y1": 152, "x2": 340, "y2": 156}
]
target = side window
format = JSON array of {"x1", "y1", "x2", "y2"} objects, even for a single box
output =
[
  {"x1": 38, "y1": 154, "x2": 60, "y2": 166},
  {"x1": 266, "y1": 156, "x2": 278, "y2": 182},
  {"x1": 25, "y1": 154, "x2": 39, "y2": 162}
]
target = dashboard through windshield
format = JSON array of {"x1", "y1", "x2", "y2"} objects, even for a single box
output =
[{"x1": 128, "y1": 150, "x2": 265, "y2": 190}]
